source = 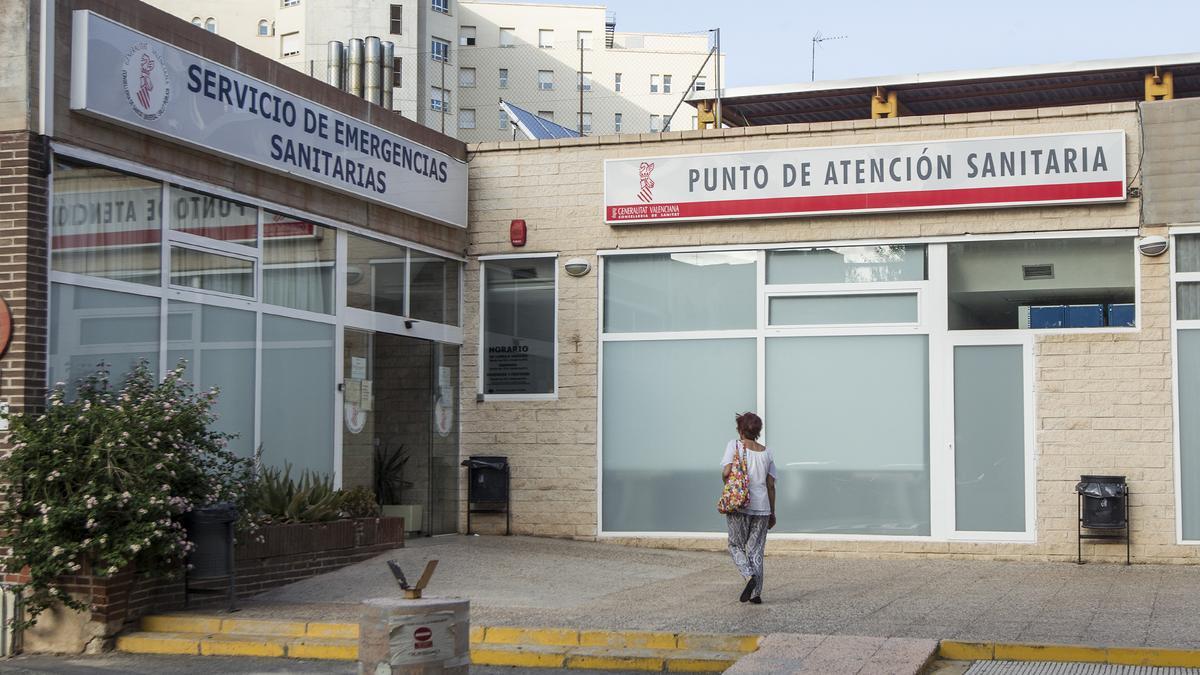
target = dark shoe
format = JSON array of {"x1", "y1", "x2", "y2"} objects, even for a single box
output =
[
  {"x1": 739, "y1": 577, "x2": 755, "y2": 603},
  {"x1": 749, "y1": 596, "x2": 762, "y2": 604}
]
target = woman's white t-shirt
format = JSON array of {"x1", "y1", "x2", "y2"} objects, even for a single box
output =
[{"x1": 720, "y1": 440, "x2": 777, "y2": 516}]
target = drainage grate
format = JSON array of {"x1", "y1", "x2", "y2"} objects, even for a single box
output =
[{"x1": 966, "y1": 662, "x2": 1200, "y2": 675}]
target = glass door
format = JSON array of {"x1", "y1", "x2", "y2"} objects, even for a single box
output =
[{"x1": 945, "y1": 334, "x2": 1035, "y2": 539}]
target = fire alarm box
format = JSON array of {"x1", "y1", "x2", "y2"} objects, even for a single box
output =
[{"x1": 510, "y1": 220, "x2": 526, "y2": 247}]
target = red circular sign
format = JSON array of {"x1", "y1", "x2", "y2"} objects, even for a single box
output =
[
  {"x1": 0, "y1": 296, "x2": 13, "y2": 360},
  {"x1": 414, "y1": 627, "x2": 432, "y2": 642}
]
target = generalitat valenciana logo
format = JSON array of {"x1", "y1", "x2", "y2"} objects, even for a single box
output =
[
  {"x1": 637, "y1": 161, "x2": 656, "y2": 203},
  {"x1": 122, "y1": 42, "x2": 171, "y2": 121}
]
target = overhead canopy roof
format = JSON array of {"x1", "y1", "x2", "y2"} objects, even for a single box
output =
[
  {"x1": 501, "y1": 100, "x2": 582, "y2": 140},
  {"x1": 688, "y1": 53, "x2": 1200, "y2": 126}
]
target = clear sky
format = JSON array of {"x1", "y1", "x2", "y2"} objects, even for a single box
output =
[{"x1": 508, "y1": 0, "x2": 1200, "y2": 89}]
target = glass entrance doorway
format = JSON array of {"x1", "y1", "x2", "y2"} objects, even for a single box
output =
[{"x1": 343, "y1": 329, "x2": 460, "y2": 536}]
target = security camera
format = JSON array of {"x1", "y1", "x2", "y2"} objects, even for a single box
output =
[
  {"x1": 563, "y1": 257, "x2": 591, "y2": 277},
  {"x1": 1137, "y1": 235, "x2": 1168, "y2": 257}
]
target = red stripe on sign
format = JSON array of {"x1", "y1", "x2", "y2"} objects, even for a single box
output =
[{"x1": 606, "y1": 181, "x2": 1125, "y2": 221}]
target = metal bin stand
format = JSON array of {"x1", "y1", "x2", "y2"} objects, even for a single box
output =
[
  {"x1": 461, "y1": 456, "x2": 510, "y2": 536},
  {"x1": 1076, "y1": 475, "x2": 1130, "y2": 565},
  {"x1": 182, "y1": 503, "x2": 238, "y2": 611}
]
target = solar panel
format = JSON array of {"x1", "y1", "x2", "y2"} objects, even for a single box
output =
[{"x1": 501, "y1": 100, "x2": 581, "y2": 140}]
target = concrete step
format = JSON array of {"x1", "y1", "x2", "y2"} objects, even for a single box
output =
[
  {"x1": 469, "y1": 641, "x2": 745, "y2": 672},
  {"x1": 471, "y1": 625, "x2": 761, "y2": 653},
  {"x1": 116, "y1": 630, "x2": 358, "y2": 660}
]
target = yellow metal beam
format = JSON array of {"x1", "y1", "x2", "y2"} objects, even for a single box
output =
[
  {"x1": 1145, "y1": 68, "x2": 1174, "y2": 101},
  {"x1": 871, "y1": 87, "x2": 902, "y2": 119},
  {"x1": 696, "y1": 100, "x2": 718, "y2": 129}
]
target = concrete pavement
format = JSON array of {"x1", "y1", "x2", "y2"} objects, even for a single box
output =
[{"x1": 255, "y1": 534, "x2": 1200, "y2": 649}]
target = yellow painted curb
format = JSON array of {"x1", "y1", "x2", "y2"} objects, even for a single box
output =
[
  {"x1": 676, "y1": 634, "x2": 760, "y2": 653},
  {"x1": 579, "y1": 629, "x2": 677, "y2": 650},
  {"x1": 288, "y1": 640, "x2": 359, "y2": 661},
  {"x1": 566, "y1": 652, "x2": 665, "y2": 671},
  {"x1": 304, "y1": 622, "x2": 359, "y2": 640},
  {"x1": 116, "y1": 634, "x2": 200, "y2": 656},
  {"x1": 484, "y1": 626, "x2": 580, "y2": 647},
  {"x1": 220, "y1": 618, "x2": 307, "y2": 637},
  {"x1": 469, "y1": 626, "x2": 486, "y2": 644},
  {"x1": 940, "y1": 640, "x2": 1200, "y2": 669},
  {"x1": 200, "y1": 637, "x2": 286, "y2": 658},
  {"x1": 140, "y1": 615, "x2": 222, "y2": 634},
  {"x1": 470, "y1": 646, "x2": 566, "y2": 668}
]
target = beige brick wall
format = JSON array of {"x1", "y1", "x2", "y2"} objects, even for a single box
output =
[{"x1": 460, "y1": 102, "x2": 1194, "y2": 563}]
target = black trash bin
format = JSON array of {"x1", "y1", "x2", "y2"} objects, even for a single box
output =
[
  {"x1": 461, "y1": 456, "x2": 510, "y2": 535},
  {"x1": 1075, "y1": 475, "x2": 1130, "y2": 565},
  {"x1": 182, "y1": 503, "x2": 238, "y2": 610}
]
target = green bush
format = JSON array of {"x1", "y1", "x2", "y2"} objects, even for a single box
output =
[
  {"x1": 338, "y1": 486, "x2": 381, "y2": 518},
  {"x1": 0, "y1": 362, "x2": 254, "y2": 628}
]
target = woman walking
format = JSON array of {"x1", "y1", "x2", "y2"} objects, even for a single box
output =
[{"x1": 721, "y1": 412, "x2": 776, "y2": 604}]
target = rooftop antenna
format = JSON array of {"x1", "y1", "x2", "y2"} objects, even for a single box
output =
[{"x1": 811, "y1": 31, "x2": 847, "y2": 82}]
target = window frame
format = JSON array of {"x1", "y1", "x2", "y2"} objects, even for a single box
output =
[
  {"x1": 614, "y1": 112, "x2": 622, "y2": 133},
  {"x1": 280, "y1": 31, "x2": 302, "y2": 58},
  {"x1": 1171, "y1": 226, "x2": 1200, "y2": 544},
  {"x1": 499, "y1": 27, "x2": 515, "y2": 47},
  {"x1": 458, "y1": 108, "x2": 476, "y2": 129},
  {"x1": 614, "y1": 72, "x2": 622, "y2": 92},
  {"x1": 537, "y1": 70, "x2": 554, "y2": 91},
  {"x1": 458, "y1": 66, "x2": 476, "y2": 88},
  {"x1": 498, "y1": 68, "x2": 509, "y2": 88},
  {"x1": 538, "y1": 29, "x2": 554, "y2": 48},
  {"x1": 478, "y1": 252, "x2": 559, "y2": 402},
  {"x1": 257, "y1": 20, "x2": 271, "y2": 37},
  {"x1": 389, "y1": 5, "x2": 403, "y2": 34},
  {"x1": 431, "y1": 37, "x2": 450, "y2": 62},
  {"x1": 431, "y1": 0, "x2": 450, "y2": 14}
]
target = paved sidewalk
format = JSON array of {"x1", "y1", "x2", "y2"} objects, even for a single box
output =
[{"x1": 251, "y1": 535, "x2": 1200, "y2": 650}]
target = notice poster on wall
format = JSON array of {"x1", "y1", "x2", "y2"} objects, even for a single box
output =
[
  {"x1": 387, "y1": 612, "x2": 457, "y2": 666},
  {"x1": 485, "y1": 341, "x2": 534, "y2": 394}
]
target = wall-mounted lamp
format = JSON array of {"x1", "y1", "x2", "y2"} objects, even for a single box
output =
[
  {"x1": 563, "y1": 257, "x2": 591, "y2": 277},
  {"x1": 1137, "y1": 235, "x2": 1168, "y2": 257}
]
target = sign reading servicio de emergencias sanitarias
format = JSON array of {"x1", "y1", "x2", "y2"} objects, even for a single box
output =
[{"x1": 604, "y1": 131, "x2": 1125, "y2": 224}]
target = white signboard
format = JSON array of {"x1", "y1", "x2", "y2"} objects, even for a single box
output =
[
  {"x1": 70, "y1": 11, "x2": 468, "y2": 228},
  {"x1": 387, "y1": 612, "x2": 457, "y2": 666},
  {"x1": 604, "y1": 131, "x2": 1125, "y2": 224}
]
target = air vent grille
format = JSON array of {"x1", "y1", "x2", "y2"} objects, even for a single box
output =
[{"x1": 1023, "y1": 264, "x2": 1054, "y2": 280}]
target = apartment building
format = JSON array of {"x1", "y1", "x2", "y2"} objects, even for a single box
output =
[{"x1": 145, "y1": 0, "x2": 721, "y2": 141}]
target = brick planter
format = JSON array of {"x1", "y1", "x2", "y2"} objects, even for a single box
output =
[{"x1": 16, "y1": 517, "x2": 405, "y2": 654}]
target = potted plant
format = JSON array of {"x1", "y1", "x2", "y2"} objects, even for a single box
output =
[{"x1": 374, "y1": 441, "x2": 421, "y2": 534}]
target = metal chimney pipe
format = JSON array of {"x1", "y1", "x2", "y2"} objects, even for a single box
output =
[
  {"x1": 381, "y1": 41, "x2": 395, "y2": 110},
  {"x1": 364, "y1": 36, "x2": 382, "y2": 105},
  {"x1": 347, "y1": 38, "x2": 364, "y2": 98},
  {"x1": 326, "y1": 41, "x2": 344, "y2": 90}
]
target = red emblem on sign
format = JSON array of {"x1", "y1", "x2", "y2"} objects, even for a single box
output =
[
  {"x1": 637, "y1": 162, "x2": 656, "y2": 203},
  {"x1": 0, "y1": 296, "x2": 13, "y2": 360},
  {"x1": 413, "y1": 626, "x2": 433, "y2": 649}
]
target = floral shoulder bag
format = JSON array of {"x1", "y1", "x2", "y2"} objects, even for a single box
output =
[{"x1": 717, "y1": 440, "x2": 750, "y2": 514}]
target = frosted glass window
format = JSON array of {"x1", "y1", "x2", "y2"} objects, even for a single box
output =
[
  {"x1": 604, "y1": 252, "x2": 756, "y2": 332},
  {"x1": 170, "y1": 247, "x2": 255, "y2": 297},
  {"x1": 346, "y1": 233, "x2": 406, "y2": 316},
  {"x1": 168, "y1": 302, "x2": 256, "y2": 457},
  {"x1": 410, "y1": 252, "x2": 460, "y2": 325},
  {"x1": 262, "y1": 211, "x2": 335, "y2": 314},
  {"x1": 769, "y1": 294, "x2": 917, "y2": 325},
  {"x1": 262, "y1": 316, "x2": 335, "y2": 477},
  {"x1": 766, "y1": 335, "x2": 930, "y2": 535},
  {"x1": 170, "y1": 186, "x2": 257, "y2": 247},
  {"x1": 1180, "y1": 330, "x2": 1200, "y2": 539},
  {"x1": 768, "y1": 245, "x2": 925, "y2": 284},
  {"x1": 49, "y1": 283, "x2": 160, "y2": 390},
  {"x1": 954, "y1": 345, "x2": 1026, "y2": 532},
  {"x1": 483, "y1": 257, "x2": 555, "y2": 395},
  {"x1": 602, "y1": 339, "x2": 756, "y2": 532},
  {"x1": 1179, "y1": 283, "x2": 1200, "y2": 321},
  {"x1": 51, "y1": 160, "x2": 161, "y2": 286},
  {"x1": 1177, "y1": 235, "x2": 1200, "y2": 273}
]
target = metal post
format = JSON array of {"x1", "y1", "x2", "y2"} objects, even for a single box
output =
[
  {"x1": 578, "y1": 38, "x2": 584, "y2": 135},
  {"x1": 714, "y1": 28, "x2": 721, "y2": 129}
]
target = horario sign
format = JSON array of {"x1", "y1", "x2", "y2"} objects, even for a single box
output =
[{"x1": 604, "y1": 131, "x2": 1126, "y2": 224}]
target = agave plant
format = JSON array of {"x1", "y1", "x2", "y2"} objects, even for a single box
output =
[{"x1": 250, "y1": 463, "x2": 342, "y2": 523}]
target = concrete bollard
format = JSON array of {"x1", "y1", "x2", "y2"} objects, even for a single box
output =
[{"x1": 358, "y1": 597, "x2": 470, "y2": 674}]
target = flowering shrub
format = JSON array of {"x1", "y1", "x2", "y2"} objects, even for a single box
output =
[{"x1": 0, "y1": 362, "x2": 255, "y2": 628}]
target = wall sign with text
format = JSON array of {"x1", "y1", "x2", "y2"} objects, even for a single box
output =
[
  {"x1": 69, "y1": 11, "x2": 467, "y2": 228},
  {"x1": 604, "y1": 131, "x2": 1126, "y2": 224}
]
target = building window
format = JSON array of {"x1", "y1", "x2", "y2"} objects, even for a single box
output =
[
  {"x1": 389, "y1": 5, "x2": 402, "y2": 34},
  {"x1": 458, "y1": 67, "x2": 476, "y2": 88},
  {"x1": 431, "y1": 86, "x2": 449, "y2": 112},
  {"x1": 499, "y1": 27, "x2": 515, "y2": 47},
  {"x1": 537, "y1": 110, "x2": 554, "y2": 122},
  {"x1": 1175, "y1": 234, "x2": 1200, "y2": 539},
  {"x1": 538, "y1": 70, "x2": 553, "y2": 91},
  {"x1": 614, "y1": 72, "x2": 621, "y2": 92},
  {"x1": 663, "y1": 74, "x2": 672, "y2": 94},
  {"x1": 258, "y1": 20, "x2": 271, "y2": 36},
  {"x1": 538, "y1": 29, "x2": 553, "y2": 48},
  {"x1": 499, "y1": 109, "x2": 510, "y2": 130},
  {"x1": 432, "y1": 0, "x2": 449, "y2": 14},
  {"x1": 693, "y1": 76, "x2": 706, "y2": 92},
  {"x1": 650, "y1": 74, "x2": 659, "y2": 93},
  {"x1": 577, "y1": 30, "x2": 592, "y2": 49},
  {"x1": 459, "y1": 108, "x2": 476, "y2": 129},
  {"x1": 431, "y1": 38, "x2": 450, "y2": 62},
  {"x1": 459, "y1": 25, "x2": 476, "y2": 46},
  {"x1": 947, "y1": 237, "x2": 1135, "y2": 329},
  {"x1": 191, "y1": 17, "x2": 202, "y2": 26},
  {"x1": 577, "y1": 71, "x2": 591, "y2": 92},
  {"x1": 392, "y1": 57, "x2": 402, "y2": 87},
  {"x1": 205, "y1": 17, "x2": 217, "y2": 33},
  {"x1": 280, "y1": 32, "x2": 301, "y2": 57},
  {"x1": 481, "y1": 256, "x2": 557, "y2": 397},
  {"x1": 662, "y1": 116, "x2": 671, "y2": 132},
  {"x1": 580, "y1": 112, "x2": 592, "y2": 134},
  {"x1": 498, "y1": 68, "x2": 508, "y2": 88},
  {"x1": 649, "y1": 114, "x2": 660, "y2": 132},
  {"x1": 614, "y1": 112, "x2": 622, "y2": 133}
]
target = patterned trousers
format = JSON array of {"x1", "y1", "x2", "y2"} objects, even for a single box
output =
[{"x1": 726, "y1": 511, "x2": 769, "y2": 598}]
